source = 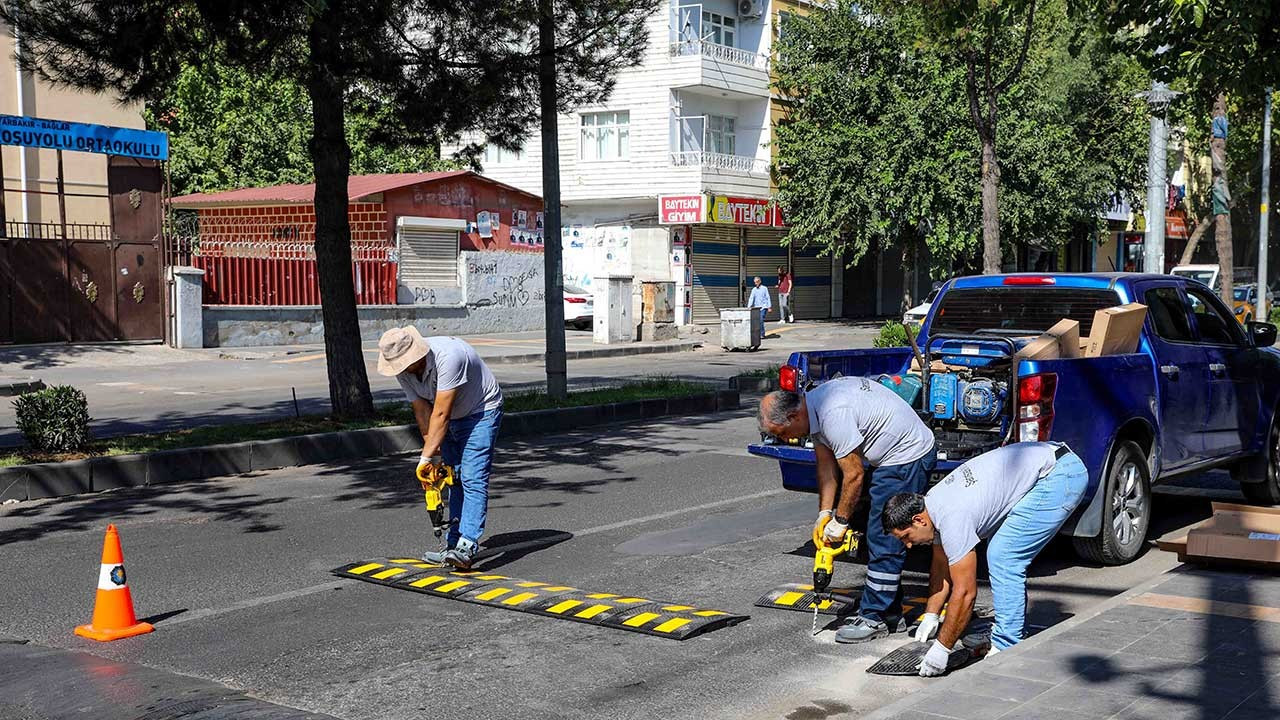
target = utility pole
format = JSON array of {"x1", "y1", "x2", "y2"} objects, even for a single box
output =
[
  {"x1": 538, "y1": 0, "x2": 568, "y2": 399},
  {"x1": 1138, "y1": 82, "x2": 1179, "y2": 274},
  {"x1": 1259, "y1": 88, "x2": 1273, "y2": 320}
]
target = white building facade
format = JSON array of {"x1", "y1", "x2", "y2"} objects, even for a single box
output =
[{"x1": 448, "y1": 0, "x2": 840, "y2": 325}]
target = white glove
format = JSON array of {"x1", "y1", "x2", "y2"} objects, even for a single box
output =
[
  {"x1": 822, "y1": 517, "x2": 850, "y2": 545},
  {"x1": 914, "y1": 613, "x2": 940, "y2": 642},
  {"x1": 919, "y1": 639, "x2": 951, "y2": 677},
  {"x1": 417, "y1": 454, "x2": 443, "y2": 472}
]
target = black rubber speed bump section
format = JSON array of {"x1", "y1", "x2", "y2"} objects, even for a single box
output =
[
  {"x1": 755, "y1": 583, "x2": 859, "y2": 615},
  {"x1": 865, "y1": 640, "x2": 979, "y2": 676},
  {"x1": 332, "y1": 559, "x2": 747, "y2": 640}
]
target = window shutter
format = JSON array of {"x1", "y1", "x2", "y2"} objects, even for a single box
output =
[{"x1": 397, "y1": 217, "x2": 463, "y2": 289}]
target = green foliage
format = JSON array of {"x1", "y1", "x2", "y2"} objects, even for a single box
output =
[
  {"x1": 874, "y1": 321, "x2": 920, "y2": 348},
  {"x1": 1270, "y1": 306, "x2": 1280, "y2": 325},
  {"x1": 13, "y1": 385, "x2": 91, "y2": 454}
]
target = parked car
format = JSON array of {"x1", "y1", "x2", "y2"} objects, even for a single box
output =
[
  {"x1": 902, "y1": 286, "x2": 941, "y2": 325},
  {"x1": 564, "y1": 284, "x2": 594, "y2": 330},
  {"x1": 749, "y1": 273, "x2": 1280, "y2": 565},
  {"x1": 1232, "y1": 284, "x2": 1274, "y2": 324}
]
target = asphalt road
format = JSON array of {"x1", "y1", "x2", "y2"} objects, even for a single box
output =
[{"x1": 0, "y1": 406, "x2": 1235, "y2": 719}]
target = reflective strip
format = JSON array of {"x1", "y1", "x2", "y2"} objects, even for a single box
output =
[
  {"x1": 410, "y1": 575, "x2": 449, "y2": 588},
  {"x1": 775, "y1": 591, "x2": 805, "y2": 607},
  {"x1": 502, "y1": 592, "x2": 539, "y2": 606},
  {"x1": 587, "y1": 593, "x2": 618, "y2": 599},
  {"x1": 867, "y1": 570, "x2": 901, "y2": 582},
  {"x1": 813, "y1": 598, "x2": 834, "y2": 610},
  {"x1": 472, "y1": 574, "x2": 509, "y2": 581},
  {"x1": 693, "y1": 610, "x2": 728, "y2": 617},
  {"x1": 97, "y1": 564, "x2": 124, "y2": 591},
  {"x1": 372, "y1": 568, "x2": 408, "y2": 580},
  {"x1": 388, "y1": 558, "x2": 422, "y2": 564},
  {"x1": 663, "y1": 605, "x2": 694, "y2": 611},
  {"x1": 517, "y1": 581, "x2": 548, "y2": 588},
  {"x1": 435, "y1": 580, "x2": 470, "y2": 593},
  {"x1": 616, "y1": 597, "x2": 649, "y2": 604},
  {"x1": 544, "y1": 586, "x2": 575, "y2": 592},
  {"x1": 654, "y1": 618, "x2": 693, "y2": 634},
  {"x1": 347, "y1": 563, "x2": 383, "y2": 575},
  {"x1": 866, "y1": 581, "x2": 897, "y2": 592},
  {"x1": 547, "y1": 600, "x2": 584, "y2": 614},
  {"x1": 623, "y1": 612, "x2": 661, "y2": 628},
  {"x1": 476, "y1": 588, "x2": 512, "y2": 601},
  {"x1": 576, "y1": 604, "x2": 613, "y2": 619}
]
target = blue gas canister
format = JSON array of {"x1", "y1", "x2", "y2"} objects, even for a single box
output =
[
  {"x1": 877, "y1": 374, "x2": 923, "y2": 408},
  {"x1": 929, "y1": 373, "x2": 958, "y2": 420}
]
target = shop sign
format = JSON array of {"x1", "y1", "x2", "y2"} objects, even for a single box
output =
[
  {"x1": 710, "y1": 195, "x2": 772, "y2": 226},
  {"x1": 659, "y1": 195, "x2": 706, "y2": 224}
]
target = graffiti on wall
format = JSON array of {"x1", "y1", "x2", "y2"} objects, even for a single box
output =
[{"x1": 464, "y1": 251, "x2": 544, "y2": 311}]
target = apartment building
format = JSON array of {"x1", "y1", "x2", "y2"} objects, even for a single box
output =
[{"x1": 450, "y1": 0, "x2": 840, "y2": 325}]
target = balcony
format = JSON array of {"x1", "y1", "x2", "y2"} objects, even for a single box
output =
[
  {"x1": 670, "y1": 151, "x2": 770, "y2": 175},
  {"x1": 669, "y1": 39, "x2": 769, "y2": 72}
]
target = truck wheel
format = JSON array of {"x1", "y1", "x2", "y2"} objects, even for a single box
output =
[
  {"x1": 1073, "y1": 441, "x2": 1151, "y2": 566},
  {"x1": 1236, "y1": 417, "x2": 1280, "y2": 505}
]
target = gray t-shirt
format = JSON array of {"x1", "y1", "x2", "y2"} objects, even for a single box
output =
[
  {"x1": 396, "y1": 336, "x2": 503, "y2": 419},
  {"x1": 805, "y1": 376, "x2": 935, "y2": 467},
  {"x1": 925, "y1": 442, "x2": 1061, "y2": 565}
]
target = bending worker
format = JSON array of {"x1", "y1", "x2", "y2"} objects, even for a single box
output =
[
  {"x1": 377, "y1": 326, "x2": 503, "y2": 569},
  {"x1": 881, "y1": 442, "x2": 1088, "y2": 676},
  {"x1": 758, "y1": 378, "x2": 936, "y2": 643}
]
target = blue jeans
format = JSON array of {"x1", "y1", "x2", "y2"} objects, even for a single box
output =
[
  {"x1": 986, "y1": 452, "x2": 1089, "y2": 650},
  {"x1": 441, "y1": 406, "x2": 502, "y2": 546},
  {"x1": 861, "y1": 447, "x2": 937, "y2": 621},
  {"x1": 758, "y1": 307, "x2": 768, "y2": 339}
]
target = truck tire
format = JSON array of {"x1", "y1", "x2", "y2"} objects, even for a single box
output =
[
  {"x1": 1073, "y1": 441, "x2": 1151, "y2": 565},
  {"x1": 1235, "y1": 416, "x2": 1280, "y2": 505}
]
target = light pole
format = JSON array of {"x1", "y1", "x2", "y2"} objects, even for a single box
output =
[
  {"x1": 1137, "y1": 82, "x2": 1180, "y2": 274},
  {"x1": 1259, "y1": 88, "x2": 1273, "y2": 320}
]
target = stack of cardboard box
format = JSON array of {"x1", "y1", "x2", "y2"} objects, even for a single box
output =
[{"x1": 1015, "y1": 303, "x2": 1148, "y2": 362}]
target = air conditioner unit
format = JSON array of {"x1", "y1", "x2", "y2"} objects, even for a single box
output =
[{"x1": 738, "y1": 0, "x2": 764, "y2": 20}]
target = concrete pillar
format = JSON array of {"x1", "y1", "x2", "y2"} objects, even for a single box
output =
[
  {"x1": 169, "y1": 266, "x2": 205, "y2": 348},
  {"x1": 593, "y1": 274, "x2": 634, "y2": 344}
]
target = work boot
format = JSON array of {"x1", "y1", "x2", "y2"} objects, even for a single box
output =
[
  {"x1": 835, "y1": 614, "x2": 905, "y2": 644},
  {"x1": 444, "y1": 538, "x2": 479, "y2": 569},
  {"x1": 420, "y1": 544, "x2": 451, "y2": 565}
]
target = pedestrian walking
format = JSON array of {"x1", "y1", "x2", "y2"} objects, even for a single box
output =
[
  {"x1": 377, "y1": 326, "x2": 504, "y2": 569},
  {"x1": 748, "y1": 276, "x2": 771, "y2": 341},
  {"x1": 882, "y1": 442, "x2": 1088, "y2": 676},
  {"x1": 777, "y1": 265, "x2": 794, "y2": 323},
  {"x1": 758, "y1": 378, "x2": 938, "y2": 643}
]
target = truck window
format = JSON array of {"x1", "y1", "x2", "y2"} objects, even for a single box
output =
[
  {"x1": 929, "y1": 287, "x2": 1121, "y2": 336},
  {"x1": 1144, "y1": 287, "x2": 1194, "y2": 342},
  {"x1": 1185, "y1": 287, "x2": 1246, "y2": 345}
]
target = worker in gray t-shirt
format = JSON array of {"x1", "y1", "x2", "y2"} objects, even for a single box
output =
[
  {"x1": 376, "y1": 327, "x2": 503, "y2": 569},
  {"x1": 759, "y1": 377, "x2": 937, "y2": 643},
  {"x1": 882, "y1": 442, "x2": 1089, "y2": 677}
]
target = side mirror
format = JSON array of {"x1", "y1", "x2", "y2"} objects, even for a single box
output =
[{"x1": 1247, "y1": 321, "x2": 1278, "y2": 347}]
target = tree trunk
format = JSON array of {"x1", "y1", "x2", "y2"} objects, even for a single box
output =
[
  {"x1": 307, "y1": 7, "x2": 374, "y2": 418},
  {"x1": 1212, "y1": 93, "x2": 1233, "y2": 307},
  {"x1": 1178, "y1": 214, "x2": 1214, "y2": 266},
  {"x1": 538, "y1": 0, "x2": 567, "y2": 400},
  {"x1": 981, "y1": 137, "x2": 1001, "y2": 274}
]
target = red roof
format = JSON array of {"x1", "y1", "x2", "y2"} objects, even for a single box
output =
[{"x1": 169, "y1": 171, "x2": 539, "y2": 207}]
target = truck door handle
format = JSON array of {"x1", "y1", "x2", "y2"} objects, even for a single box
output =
[
  {"x1": 1210, "y1": 362, "x2": 1227, "y2": 376},
  {"x1": 1160, "y1": 364, "x2": 1180, "y2": 378}
]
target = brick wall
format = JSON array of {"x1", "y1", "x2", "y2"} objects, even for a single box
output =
[{"x1": 194, "y1": 202, "x2": 390, "y2": 256}]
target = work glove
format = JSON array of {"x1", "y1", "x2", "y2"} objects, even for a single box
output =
[
  {"x1": 417, "y1": 453, "x2": 443, "y2": 476},
  {"x1": 919, "y1": 640, "x2": 952, "y2": 677},
  {"x1": 914, "y1": 613, "x2": 941, "y2": 642},
  {"x1": 822, "y1": 516, "x2": 850, "y2": 545},
  {"x1": 813, "y1": 510, "x2": 834, "y2": 547}
]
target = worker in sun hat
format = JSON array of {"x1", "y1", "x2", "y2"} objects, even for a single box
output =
[{"x1": 376, "y1": 326, "x2": 503, "y2": 569}]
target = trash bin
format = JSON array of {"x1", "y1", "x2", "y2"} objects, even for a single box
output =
[{"x1": 720, "y1": 307, "x2": 761, "y2": 351}]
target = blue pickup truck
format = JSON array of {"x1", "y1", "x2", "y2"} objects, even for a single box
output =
[{"x1": 748, "y1": 273, "x2": 1280, "y2": 565}]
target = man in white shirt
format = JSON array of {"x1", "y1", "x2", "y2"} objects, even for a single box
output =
[
  {"x1": 759, "y1": 377, "x2": 937, "y2": 642},
  {"x1": 882, "y1": 442, "x2": 1088, "y2": 676},
  {"x1": 747, "y1": 276, "x2": 771, "y2": 341},
  {"x1": 377, "y1": 326, "x2": 504, "y2": 569}
]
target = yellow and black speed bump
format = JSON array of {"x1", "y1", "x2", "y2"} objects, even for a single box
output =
[
  {"x1": 755, "y1": 583, "x2": 860, "y2": 615},
  {"x1": 333, "y1": 558, "x2": 747, "y2": 640}
]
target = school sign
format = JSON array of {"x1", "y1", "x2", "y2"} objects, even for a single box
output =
[{"x1": 0, "y1": 114, "x2": 168, "y2": 161}]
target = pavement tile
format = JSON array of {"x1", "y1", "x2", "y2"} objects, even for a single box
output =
[
  {"x1": 1011, "y1": 639, "x2": 1115, "y2": 667},
  {"x1": 1054, "y1": 626, "x2": 1156, "y2": 652},
  {"x1": 1222, "y1": 697, "x2": 1280, "y2": 720},
  {"x1": 909, "y1": 691, "x2": 1021, "y2": 720},
  {"x1": 1152, "y1": 614, "x2": 1254, "y2": 643},
  {"x1": 956, "y1": 671, "x2": 1054, "y2": 703},
  {"x1": 1030, "y1": 685, "x2": 1143, "y2": 717},
  {"x1": 1097, "y1": 604, "x2": 1187, "y2": 625},
  {"x1": 1113, "y1": 690, "x2": 1245, "y2": 720},
  {"x1": 880, "y1": 713, "x2": 955, "y2": 720},
  {"x1": 1122, "y1": 635, "x2": 1212, "y2": 663},
  {"x1": 1206, "y1": 641, "x2": 1280, "y2": 676},
  {"x1": 982, "y1": 656, "x2": 1086, "y2": 684},
  {"x1": 1159, "y1": 664, "x2": 1277, "y2": 696},
  {"x1": 993, "y1": 706, "x2": 1089, "y2": 720},
  {"x1": 1063, "y1": 656, "x2": 1172, "y2": 697}
]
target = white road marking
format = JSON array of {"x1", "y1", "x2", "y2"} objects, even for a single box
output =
[
  {"x1": 172, "y1": 391, "x2": 200, "y2": 396},
  {"x1": 573, "y1": 487, "x2": 786, "y2": 537},
  {"x1": 157, "y1": 580, "x2": 350, "y2": 627},
  {"x1": 96, "y1": 381, "x2": 138, "y2": 387}
]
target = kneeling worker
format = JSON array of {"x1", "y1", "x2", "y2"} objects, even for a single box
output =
[
  {"x1": 759, "y1": 378, "x2": 937, "y2": 643},
  {"x1": 882, "y1": 442, "x2": 1088, "y2": 676},
  {"x1": 377, "y1": 326, "x2": 503, "y2": 569}
]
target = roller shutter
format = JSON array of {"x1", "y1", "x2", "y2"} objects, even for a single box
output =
[
  {"x1": 745, "y1": 228, "x2": 788, "y2": 321},
  {"x1": 398, "y1": 217, "x2": 462, "y2": 289},
  {"x1": 791, "y1": 246, "x2": 831, "y2": 319},
  {"x1": 691, "y1": 226, "x2": 741, "y2": 325}
]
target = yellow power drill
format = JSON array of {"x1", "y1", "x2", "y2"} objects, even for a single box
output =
[
  {"x1": 417, "y1": 461, "x2": 456, "y2": 547},
  {"x1": 811, "y1": 527, "x2": 861, "y2": 634}
]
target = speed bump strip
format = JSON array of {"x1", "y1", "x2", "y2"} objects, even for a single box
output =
[
  {"x1": 755, "y1": 582, "x2": 860, "y2": 616},
  {"x1": 333, "y1": 558, "x2": 748, "y2": 640}
]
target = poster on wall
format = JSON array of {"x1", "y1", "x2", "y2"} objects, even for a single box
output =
[
  {"x1": 477, "y1": 211, "x2": 493, "y2": 238},
  {"x1": 517, "y1": 210, "x2": 529, "y2": 230},
  {"x1": 536, "y1": 212, "x2": 544, "y2": 231}
]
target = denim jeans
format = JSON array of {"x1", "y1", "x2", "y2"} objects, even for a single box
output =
[
  {"x1": 860, "y1": 447, "x2": 937, "y2": 621},
  {"x1": 758, "y1": 307, "x2": 768, "y2": 339},
  {"x1": 986, "y1": 452, "x2": 1089, "y2": 649},
  {"x1": 440, "y1": 406, "x2": 503, "y2": 546}
]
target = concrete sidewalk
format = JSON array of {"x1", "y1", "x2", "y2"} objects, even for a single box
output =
[{"x1": 870, "y1": 565, "x2": 1280, "y2": 720}]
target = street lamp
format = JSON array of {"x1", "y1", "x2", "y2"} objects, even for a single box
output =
[{"x1": 1136, "y1": 81, "x2": 1181, "y2": 275}]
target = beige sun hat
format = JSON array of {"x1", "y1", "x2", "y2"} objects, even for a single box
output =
[{"x1": 376, "y1": 326, "x2": 430, "y2": 377}]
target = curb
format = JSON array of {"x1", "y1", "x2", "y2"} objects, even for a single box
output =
[
  {"x1": 728, "y1": 375, "x2": 777, "y2": 393},
  {"x1": 0, "y1": 376, "x2": 45, "y2": 397},
  {"x1": 484, "y1": 340, "x2": 703, "y2": 365},
  {"x1": 0, "y1": 389, "x2": 740, "y2": 503}
]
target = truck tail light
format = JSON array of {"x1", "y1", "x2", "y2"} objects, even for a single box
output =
[
  {"x1": 779, "y1": 365, "x2": 800, "y2": 392},
  {"x1": 1003, "y1": 276, "x2": 1056, "y2": 285},
  {"x1": 1016, "y1": 373, "x2": 1057, "y2": 442}
]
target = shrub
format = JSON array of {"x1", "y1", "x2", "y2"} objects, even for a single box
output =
[
  {"x1": 13, "y1": 385, "x2": 91, "y2": 453},
  {"x1": 1270, "y1": 307, "x2": 1280, "y2": 325},
  {"x1": 874, "y1": 321, "x2": 920, "y2": 348}
]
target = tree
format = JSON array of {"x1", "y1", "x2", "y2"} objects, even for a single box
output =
[
  {"x1": 3, "y1": 0, "x2": 650, "y2": 417},
  {"x1": 773, "y1": 0, "x2": 1147, "y2": 280}
]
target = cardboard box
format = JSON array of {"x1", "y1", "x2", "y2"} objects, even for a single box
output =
[
  {"x1": 1160, "y1": 502, "x2": 1280, "y2": 568},
  {"x1": 1084, "y1": 303, "x2": 1147, "y2": 357},
  {"x1": 1016, "y1": 319, "x2": 1081, "y2": 361}
]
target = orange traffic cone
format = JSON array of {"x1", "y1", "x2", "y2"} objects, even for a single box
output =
[{"x1": 74, "y1": 524, "x2": 153, "y2": 642}]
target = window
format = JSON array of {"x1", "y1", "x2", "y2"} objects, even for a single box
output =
[
  {"x1": 777, "y1": 10, "x2": 794, "y2": 41},
  {"x1": 701, "y1": 11, "x2": 736, "y2": 46},
  {"x1": 1144, "y1": 287, "x2": 1194, "y2": 342},
  {"x1": 930, "y1": 287, "x2": 1120, "y2": 336},
  {"x1": 482, "y1": 144, "x2": 522, "y2": 165},
  {"x1": 580, "y1": 111, "x2": 630, "y2": 161},
  {"x1": 1186, "y1": 287, "x2": 1245, "y2": 345},
  {"x1": 708, "y1": 115, "x2": 736, "y2": 155}
]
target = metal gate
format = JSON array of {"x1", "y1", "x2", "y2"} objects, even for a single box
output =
[
  {"x1": 744, "y1": 228, "x2": 788, "y2": 321},
  {"x1": 791, "y1": 245, "x2": 832, "y2": 319},
  {"x1": 691, "y1": 225, "x2": 741, "y2": 324}
]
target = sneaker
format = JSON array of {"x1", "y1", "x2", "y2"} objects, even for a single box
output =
[
  {"x1": 421, "y1": 545, "x2": 451, "y2": 565},
  {"x1": 835, "y1": 615, "x2": 901, "y2": 644},
  {"x1": 444, "y1": 538, "x2": 479, "y2": 569}
]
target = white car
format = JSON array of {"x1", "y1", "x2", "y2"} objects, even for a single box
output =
[
  {"x1": 564, "y1": 284, "x2": 594, "y2": 330},
  {"x1": 903, "y1": 287, "x2": 940, "y2": 325}
]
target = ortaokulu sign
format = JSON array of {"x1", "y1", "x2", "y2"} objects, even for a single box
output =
[{"x1": 0, "y1": 114, "x2": 169, "y2": 161}]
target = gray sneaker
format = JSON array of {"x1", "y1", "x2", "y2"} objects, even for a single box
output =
[
  {"x1": 421, "y1": 546, "x2": 451, "y2": 565},
  {"x1": 835, "y1": 615, "x2": 902, "y2": 644},
  {"x1": 444, "y1": 538, "x2": 479, "y2": 569}
]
